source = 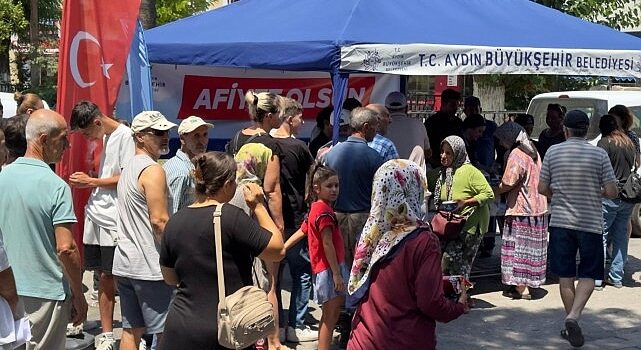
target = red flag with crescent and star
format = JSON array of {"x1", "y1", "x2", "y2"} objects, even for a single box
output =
[{"x1": 56, "y1": 0, "x2": 142, "y2": 250}]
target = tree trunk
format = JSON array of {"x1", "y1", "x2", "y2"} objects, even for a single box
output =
[
  {"x1": 139, "y1": 0, "x2": 157, "y2": 29},
  {"x1": 29, "y1": 0, "x2": 40, "y2": 89},
  {"x1": 473, "y1": 79, "x2": 506, "y2": 124}
]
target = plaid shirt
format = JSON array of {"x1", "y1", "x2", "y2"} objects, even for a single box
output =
[
  {"x1": 368, "y1": 134, "x2": 399, "y2": 162},
  {"x1": 163, "y1": 149, "x2": 195, "y2": 214}
]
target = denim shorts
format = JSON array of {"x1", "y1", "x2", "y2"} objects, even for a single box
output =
[
  {"x1": 549, "y1": 227, "x2": 604, "y2": 280},
  {"x1": 313, "y1": 263, "x2": 349, "y2": 305},
  {"x1": 118, "y1": 277, "x2": 174, "y2": 333}
]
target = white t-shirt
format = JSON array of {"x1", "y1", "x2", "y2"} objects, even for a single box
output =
[
  {"x1": 84, "y1": 124, "x2": 135, "y2": 244},
  {"x1": 386, "y1": 112, "x2": 430, "y2": 170}
]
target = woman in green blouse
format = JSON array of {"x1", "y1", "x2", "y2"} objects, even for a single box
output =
[{"x1": 428, "y1": 136, "x2": 494, "y2": 278}]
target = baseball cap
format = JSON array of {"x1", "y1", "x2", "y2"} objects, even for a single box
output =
[
  {"x1": 563, "y1": 110, "x2": 589, "y2": 129},
  {"x1": 131, "y1": 111, "x2": 177, "y2": 133},
  {"x1": 178, "y1": 116, "x2": 214, "y2": 135},
  {"x1": 385, "y1": 91, "x2": 407, "y2": 110},
  {"x1": 329, "y1": 109, "x2": 351, "y2": 127}
]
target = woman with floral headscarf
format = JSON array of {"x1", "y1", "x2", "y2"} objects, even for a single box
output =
[
  {"x1": 493, "y1": 122, "x2": 548, "y2": 299},
  {"x1": 427, "y1": 136, "x2": 494, "y2": 279},
  {"x1": 347, "y1": 159, "x2": 467, "y2": 350}
]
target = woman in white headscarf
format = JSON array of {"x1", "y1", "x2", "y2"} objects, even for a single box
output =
[
  {"x1": 493, "y1": 122, "x2": 548, "y2": 299},
  {"x1": 427, "y1": 136, "x2": 495, "y2": 279},
  {"x1": 347, "y1": 159, "x2": 467, "y2": 350}
]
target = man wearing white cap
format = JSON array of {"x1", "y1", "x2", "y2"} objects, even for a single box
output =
[
  {"x1": 112, "y1": 111, "x2": 177, "y2": 350},
  {"x1": 163, "y1": 116, "x2": 213, "y2": 214},
  {"x1": 69, "y1": 101, "x2": 135, "y2": 350},
  {"x1": 384, "y1": 91, "x2": 431, "y2": 171}
]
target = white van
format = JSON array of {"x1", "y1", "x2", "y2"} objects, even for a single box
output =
[
  {"x1": 526, "y1": 90, "x2": 641, "y2": 236},
  {"x1": 0, "y1": 92, "x2": 51, "y2": 118},
  {"x1": 527, "y1": 90, "x2": 641, "y2": 142}
]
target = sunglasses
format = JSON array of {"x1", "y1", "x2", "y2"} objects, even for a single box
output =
[{"x1": 141, "y1": 129, "x2": 169, "y2": 136}]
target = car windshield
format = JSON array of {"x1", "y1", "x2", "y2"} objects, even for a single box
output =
[{"x1": 528, "y1": 98, "x2": 606, "y2": 141}]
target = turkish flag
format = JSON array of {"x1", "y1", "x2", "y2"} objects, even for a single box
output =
[{"x1": 56, "y1": 0, "x2": 141, "y2": 251}]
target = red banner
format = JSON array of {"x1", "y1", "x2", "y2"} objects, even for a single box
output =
[
  {"x1": 177, "y1": 76, "x2": 376, "y2": 120},
  {"x1": 56, "y1": 0, "x2": 141, "y2": 249}
]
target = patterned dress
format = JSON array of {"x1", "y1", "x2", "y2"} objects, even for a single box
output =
[{"x1": 500, "y1": 148, "x2": 548, "y2": 288}]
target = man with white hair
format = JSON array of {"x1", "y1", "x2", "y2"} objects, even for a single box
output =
[
  {"x1": 366, "y1": 103, "x2": 399, "y2": 161},
  {"x1": 324, "y1": 107, "x2": 384, "y2": 266},
  {"x1": 112, "y1": 111, "x2": 176, "y2": 350},
  {"x1": 0, "y1": 109, "x2": 87, "y2": 350},
  {"x1": 163, "y1": 116, "x2": 213, "y2": 214}
]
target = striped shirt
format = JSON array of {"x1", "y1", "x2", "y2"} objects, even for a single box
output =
[
  {"x1": 540, "y1": 138, "x2": 616, "y2": 234},
  {"x1": 163, "y1": 149, "x2": 195, "y2": 214},
  {"x1": 368, "y1": 134, "x2": 399, "y2": 162}
]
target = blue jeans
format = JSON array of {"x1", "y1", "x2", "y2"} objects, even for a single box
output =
[
  {"x1": 602, "y1": 198, "x2": 634, "y2": 284},
  {"x1": 277, "y1": 237, "x2": 312, "y2": 328}
]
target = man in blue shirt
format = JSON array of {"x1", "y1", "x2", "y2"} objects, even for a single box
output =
[
  {"x1": 366, "y1": 104, "x2": 399, "y2": 162},
  {"x1": 0, "y1": 109, "x2": 87, "y2": 350},
  {"x1": 324, "y1": 107, "x2": 384, "y2": 266}
]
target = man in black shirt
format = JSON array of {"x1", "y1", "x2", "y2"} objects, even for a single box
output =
[{"x1": 424, "y1": 88, "x2": 463, "y2": 168}]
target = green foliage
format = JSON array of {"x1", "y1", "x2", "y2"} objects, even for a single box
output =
[
  {"x1": 533, "y1": 0, "x2": 641, "y2": 30},
  {"x1": 157, "y1": 0, "x2": 214, "y2": 26},
  {"x1": 0, "y1": 0, "x2": 27, "y2": 41}
]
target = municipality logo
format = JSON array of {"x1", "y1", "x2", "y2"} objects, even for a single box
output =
[{"x1": 362, "y1": 49, "x2": 382, "y2": 71}]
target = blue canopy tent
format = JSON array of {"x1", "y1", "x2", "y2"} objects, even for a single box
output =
[{"x1": 145, "y1": 0, "x2": 641, "y2": 142}]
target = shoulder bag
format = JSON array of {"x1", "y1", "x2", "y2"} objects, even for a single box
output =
[
  {"x1": 429, "y1": 174, "x2": 466, "y2": 241},
  {"x1": 430, "y1": 210, "x2": 466, "y2": 241},
  {"x1": 620, "y1": 166, "x2": 641, "y2": 203},
  {"x1": 213, "y1": 204, "x2": 275, "y2": 349}
]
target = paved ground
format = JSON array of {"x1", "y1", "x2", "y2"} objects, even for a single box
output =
[{"x1": 77, "y1": 237, "x2": 641, "y2": 349}]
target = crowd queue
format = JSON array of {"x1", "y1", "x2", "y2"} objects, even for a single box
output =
[{"x1": 0, "y1": 88, "x2": 637, "y2": 349}]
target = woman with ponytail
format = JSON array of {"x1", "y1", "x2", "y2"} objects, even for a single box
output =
[{"x1": 159, "y1": 151, "x2": 284, "y2": 350}]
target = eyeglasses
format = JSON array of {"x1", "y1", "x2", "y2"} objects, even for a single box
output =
[{"x1": 141, "y1": 129, "x2": 169, "y2": 136}]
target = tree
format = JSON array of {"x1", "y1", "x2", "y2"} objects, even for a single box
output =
[
  {"x1": 534, "y1": 0, "x2": 641, "y2": 30},
  {"x1": 140, "y1": 0, "x2": 157, "y2": 29},
  {"x1": 0, "y1": 0, "x2": 27, "y2": 88},
  {"x1": 156, "y1": 0, "x2": 214, "y2": 26},
  {"x1": 0, "y1": 0, "x2": 27, "y2": 42}
]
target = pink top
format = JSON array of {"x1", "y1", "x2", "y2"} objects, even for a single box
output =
[
  {"x1": 347, "y1": 230, "x2": 465, "y2": 350},
  {"x1": 502, "y1": 148, "x2": 548, "y2": 216}
]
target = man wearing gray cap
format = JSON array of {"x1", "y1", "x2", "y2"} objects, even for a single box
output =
[
  {"x1": 384, "y1": 91, "x2": 431, "y2": 170},
  {"x1": 113, "y1": 111, "x2": 177, "y2": 350},
  {"x1": 163, "y1": 116, "x2": 213, "y2": 214},
  {"x1": 538, "y1": 110, "x2": 618, "y2": 348}
]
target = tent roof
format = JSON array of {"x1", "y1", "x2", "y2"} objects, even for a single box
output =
[{"x1": 146, "y1": 0, "x2": 641, "y2": 72}]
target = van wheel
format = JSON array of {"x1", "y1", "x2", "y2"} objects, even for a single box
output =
[{"x1": 631, "y1": 203, "x2": 641, "y2": 238}]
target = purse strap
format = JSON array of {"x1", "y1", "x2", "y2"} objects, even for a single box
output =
[{"x1": 213, "y1": 203, "x2": 226, "y2": 304}]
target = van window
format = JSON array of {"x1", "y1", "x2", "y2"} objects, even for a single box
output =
[{"x1": 527, "y1": 98, "x2": 607, "y2": 141}]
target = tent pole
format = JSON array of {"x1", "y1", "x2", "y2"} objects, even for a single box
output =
[{"x1": 331, "y1": 71, "x2": 349, "y2": 145}]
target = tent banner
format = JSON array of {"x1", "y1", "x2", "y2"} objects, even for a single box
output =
[
  {"x1": 115, "y1": 64, "x2": 400, "y2": 139},
  {"x1": 341, "y1": 44, "x2": 641, "y2": 78},
  {"x1": 176, "y1": 75, "x2": 375, "y2": 120}
]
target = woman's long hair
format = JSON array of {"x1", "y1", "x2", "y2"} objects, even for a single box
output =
[{"x1": 600, "y1": 114, "x2": 633, "y2": 148}]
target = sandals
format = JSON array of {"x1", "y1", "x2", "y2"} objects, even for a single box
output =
[
  {"x1": 561, "y1": 318, "x2": 584, "y2": 347},
  {"x1": 502, "y1": 288, "x2": 532, "y2": 300}
]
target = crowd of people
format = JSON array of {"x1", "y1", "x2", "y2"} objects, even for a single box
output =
[{"x1": 0, "y1": 88, "x2": 638, "y2": 349}]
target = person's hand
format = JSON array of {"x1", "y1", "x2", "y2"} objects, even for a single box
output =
[
  {"x1": 70, "y1": 293, "x2": 88, "y2": 326},
  {"x1": 458, "y1": 288, "x2": 470, "y2": 314},
  {"x1": 242, "y1": 183, "x2": 265, "y2": 209},
  {"x1": 333, "y1": 272, "x2": 346, "y2": 293},
  {"x1": 69, "y1": 172, "x2": 95, "y2": 188},
  {"x1": 455, "y1": 199, "x2": 468, "y2": 213}
]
